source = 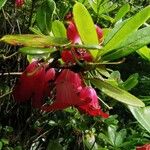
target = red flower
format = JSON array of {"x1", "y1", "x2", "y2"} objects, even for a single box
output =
[
  {"x1": 67, "y1": 21, "x2": 81, "y2": 44},
  {"x1": 61, "y1": 21, "x2": 104, "y2": 63},
  {"x1": 41, "y1": 69, "x2": 89, "y2": 111},
  {"x1": 77, "y1": 87, "x2": 109, "y2": 118},
  {"x1": 13, "y1": 61, "x2": 55, "y2": 108},
  {"x1": 95, "y1": 25, "x2": 103, "y2": 43},
  {"x1": 136, "y1": 144, "x2": 150, "y2": 150},
  {"x1": 15, "y1": 0, "x2": 24, "y2": 8}
]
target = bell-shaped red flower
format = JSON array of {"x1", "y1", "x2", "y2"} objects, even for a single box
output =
[
  {"x1": 95, "y1": 25, "x2": 103, "y2": 43},
  {"x1": 13, "y1": 61, "x2": 55, "y2": 108},
  {"x1": 136, "y1": 144, "x2": 150, "y2": 150},
  {"x1": 77, "y1": 87, "x2": 109, "y2": 118},
  {"x1": 67, "y1": 21, "x2": 82, "y2": 44},
  {"x1": 41, "y1": 69, "x2": 89, "y2": 112},
  {"x1": 15, "y1": 0, "x2": 24, "y2": 8}
]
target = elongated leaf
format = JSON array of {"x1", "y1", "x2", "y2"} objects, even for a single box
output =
[
  {"x1": 73, "y1": 2, "x2": 99, "y2": 57},
  {"x1": 0, "y1": 0, "x2": 7, "y2": 10},
  {"x1": 115, "y1": 129, "x2": 127, "y2": 146},
  {"x1": 108, "y1": 125, "x2": 117, "y2": 145},
  {"x1": 36, "y1": 0, "x2": 56, "y2": 34},
  {"x1": 102, "y1": 27, "x2": 150, "y2": 60},
  {"x1": 19, "y1": 47, "x2": 53, "y2": 55},
  {"x1": 91, "y1": 78, "x2": 145, "y2": 107},
  {"x1": 101, "y1": 5, "x2": 150, "y2": 56},
  {"x1": 137, "y1": 46, "x2": 150, "y2": 61},
  {"x1": 114, "y1": 4, "x2": 130, "y2": 22},
  {"x1": 120, "y1": 73, "x2": 139, "y2": 91},
  {"x1": 0, "y1": 34, "x2": 69, "y2": 47},
  {"x1": 52, "y1": 20, "x2": 66, "y2": 38},
  {"x1": 129, "y1": 106, "x2": 150, "y2": 133},
  {"x1": 88, "y1": 0, "x2": 117, "y2": 15}
]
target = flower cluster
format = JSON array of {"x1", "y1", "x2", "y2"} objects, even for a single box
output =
[{"x1": 13, "y1": 19, "x2": 108, "y2": 118}]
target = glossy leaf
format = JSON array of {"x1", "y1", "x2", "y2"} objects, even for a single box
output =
[
  {"x1": 120, "y1": 73, "x2": 139, "y2": 91},
  {"x1": 102, "y1": 27, "x2": 150, "y2": 61},
  {"x1": 91, "y1": 78, "x2": 145, "y2": 107},
  {"x1": 108, "y1": 125, "x2": 117, "y2": 145},
  {"x1": 128, "y1": 106, "x2": 150, "y2": 133},
  {"x1": 73, "y1": 2, "x2": 99, "y2": 57},
  {"x1": 36, "y1": 0, "x2": 56, "y2": 34},
  {"x1": 19, "y1": 47, "x2": 53, "y2": 55},
  {"x1": 114, "y1": 4, "x2": 130, "y2": 22},
  {"x1": 89, "y1": 0, "x2": 117, "y2": 15},
  {"x1": 52, "y1": 20, "x2": 66, "y2": 38},
  {"x1": 137, "y1": 46, "x2": 150, "y2": 61},
  {"x1": 101, "y1": 5, "x2": 150, "y2": 56},
  {"x1": 0, "y1": 0, "x2": 7, "y2": 10},
  {"x1": 115, "y1": 129, "x2": 127, "y2": 146},
  {"x1": 0, "y1": 34, "x2": 69, "y2": 47}
]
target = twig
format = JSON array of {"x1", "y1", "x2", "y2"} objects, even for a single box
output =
[
  {"x1": 98, "y1": 97, "x2": 113, "y2": 110},
  {"x1": 0, "y1": 90, "x2": 12, "y2": 99},
  {"x1": 2, "y1": 52, "x2": 18, "y2": 60},
  {"x1": 0, "y1": 72, "x2": 22, "y2": 76}
]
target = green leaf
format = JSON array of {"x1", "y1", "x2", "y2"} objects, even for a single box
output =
[
  {"x1": 73, "y1": 2, "x2": 99, "y2": 57},
  {"x1": 137, "y1": 46, "x2": 150, "y2": 61},
  {"x1": 0, "y1": 34, "x2": 69, "y2": 47},
  {"x1": 128, "y1": 106, "x2": 150, "y2": 133},
  {"x1": 89, "y1": 0, "x2": 117, "y2": 16},
  {"x1": 102, "y1": 27, "x2": 150, "y2": 61},
  {"x1": 36, "y1": 0, "x2": 56, "y2": 34},
  {"x1": 0, "y1": 0, "x2": 7, "y2": 10},
  {"x1": 119, "y1": 73, "x2": 139, "y2": 91},
  {"x1": 108, "y1": 125, "x2": 117, "y2": 145},
  {"x1": 46, "y1": 140, "x2": 63, "y2": 150},
  {"x1": 19, "y1": 47, "x2": 53, "y2": 55},
  {"x1": 115, "y1": 129, "x2": 127, "y2": 146},
  {"x1": 100, "y1": 5, "x2": 150, "y2": 56},
  {"x1": 0, "y1": 141, "x2": 3, "y2": 150},
  {"x1": 52, "y1": 20, "x2": 66, "y2": 38},
  {"x1": 114, "y1": 4, "x2": 130, "y2": 22},
  {"x1": 91, "y1": 78, "x2": 145, "y2": 107}
]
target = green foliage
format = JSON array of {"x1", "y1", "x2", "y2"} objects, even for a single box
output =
[
  {"x1": 91, "y1": 78, "x2": 145, "y2": 107},
  {"x1": 0, "y1": 0, "x2": 7, "y2": 10},
  {"x1": 0, "y1": 0, "x2": 150, "y2": 150}
]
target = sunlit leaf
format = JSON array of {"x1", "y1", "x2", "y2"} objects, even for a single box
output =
[
  {"x1": 0, "y1": 0, "x2": 7, "y2": 10},
  {"x1": 114, "y1": 4, "x2": 130, "y2": 22},
  {"x1": 137, "y1": 46, "x2": 150, "y2": 61},
  {"x1": 19, "y1": 47, "x2": 53, "y2": 55},
  {"x1": 100, "y1": 5, "x2": 150, "y2": 56},
  {"x1": 129, "y1": 106, "x2": 150, "y2": 133},
  {"x1": 91, "y1": 78, "x2": 145, "y2": 107},
  {"x1": 0, "y1": 34, "x2": 69, "y2": 47},
  {"x1": 52, "y1": 20, "x2": 66, "y2": 38},
  {"x1": 102, "y1": 27, "x2": 150, "y2": 61},
  {"x1": 73, "y1": 2, "x2": 99, "y2": 57},
  {"x1": 119, "y1": 73, "x2": 139, "y2": 91}
]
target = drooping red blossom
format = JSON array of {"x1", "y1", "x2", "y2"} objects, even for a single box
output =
[
  {"x1": 13, "y1": 61, "x2": 55, "y2": 108},
  {"x1": 13, "y1": 61, "x2": 39, "y2": 103},
  {"x1": 67, "y1": 21, "x2": 82, "y2": 44},
  {"x1": 15, "y1": 0, "x2": 24, "y2": 8},
  {"x1": 41, "y1": 69, "x2": 90, "y2": 112},
  {"x1": 61, "y1": 48, "x2": 93, "y2": 63},
  {"x1": 77, "y1": 87, "x2": 109, "y2": 118},
  {"x1": 95, "y1": 25, "x2": 103, "y2": 43},
  {"x1": 136, "y1": 144, "x2": 150, "y2": 150}
]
